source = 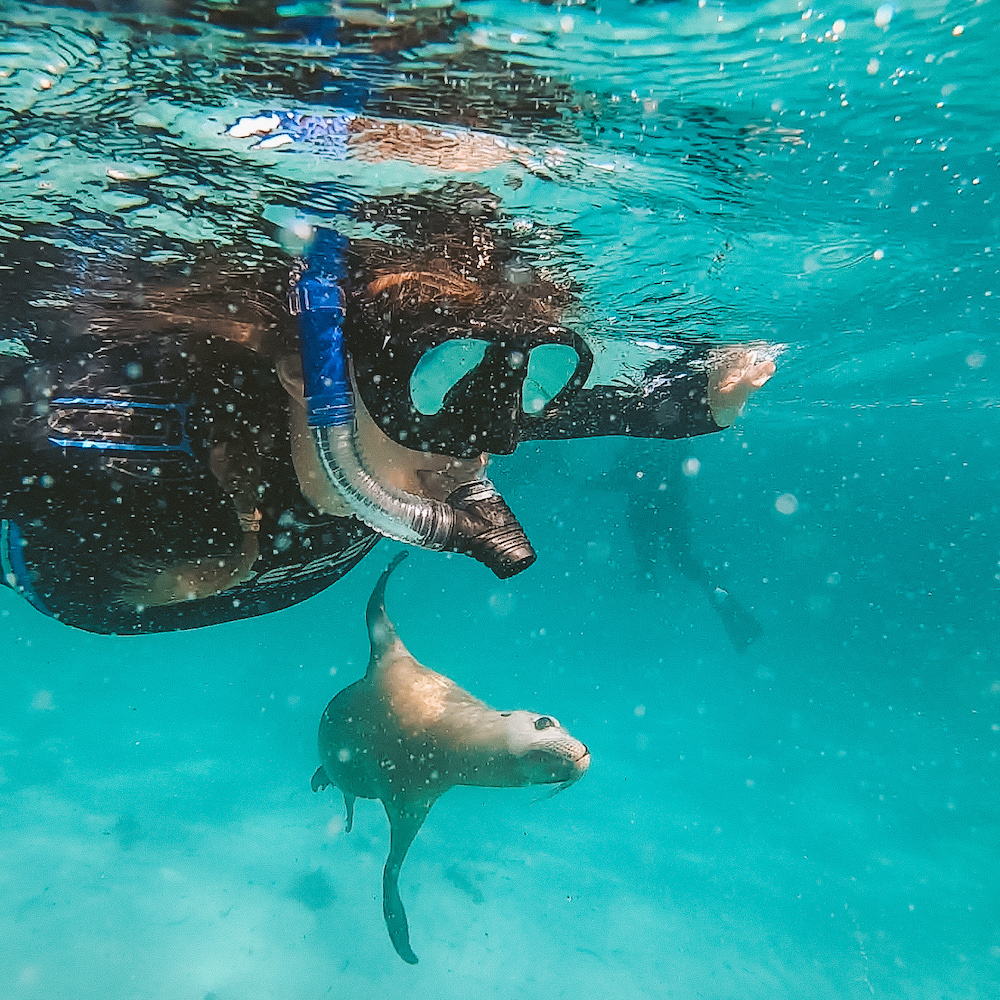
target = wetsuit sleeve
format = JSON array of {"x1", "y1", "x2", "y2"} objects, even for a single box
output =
[{"x1": 524, "y1": 346, "x2": 722, "y2": 443}]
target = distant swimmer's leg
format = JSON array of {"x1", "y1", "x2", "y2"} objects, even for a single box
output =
[
  {"x1": 656, "y1": 465, "x2": 763, "y2": 651},
  {"x1": 622, "y1": 446, "x2": 704, "y2": 593},
  {"x1": 710, "y1": 588, "x2": 764, "y2": 651},
  {"x1": 623, "y1": 445, "x2": 763, "y2": 650}
]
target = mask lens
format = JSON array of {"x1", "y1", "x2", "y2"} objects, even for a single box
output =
[
  {"x1": 522, "y1": 343, "x2": 581, "y2": 414},
  {"x1": 409, "y1": 339, "x2": 489, "y2": 415}
]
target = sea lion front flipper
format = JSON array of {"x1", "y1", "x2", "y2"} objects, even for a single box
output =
[
  {"x1": 381, "y1": 795, "x2": 435, "y2": 965},
  {"x1": 310, "y1": 769, "x2": 356, "y2": 831},
  {"x1": 365, "y1": 552, "x2": 408, "y2": 675}
]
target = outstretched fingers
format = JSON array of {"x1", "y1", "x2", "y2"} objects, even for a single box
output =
[{"x1": 708, "y1": 349, "x2": 777, "y2": 426}]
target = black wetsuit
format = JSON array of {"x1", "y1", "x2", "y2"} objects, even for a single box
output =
[{"x1": 0, "y1": 332, "x2": 378, "y2": 635}]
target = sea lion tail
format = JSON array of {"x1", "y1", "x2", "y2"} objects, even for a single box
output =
[
  {"x1": 381, "y1": 796, "x2": 431, "y2": 965},
  {"x1": 366, "y1": 551, "x2": 408, "y2": 675},
  {"x1": 383, "y1": 868, "x2": 419, "y2": 965}
]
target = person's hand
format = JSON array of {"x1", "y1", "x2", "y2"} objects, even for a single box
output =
[
  {"x1": 707, "y1": 348, "x2": 776, "y2": 427},
  {"x1": 113, "y1": 545, "x2": 259, "y2": 608}
]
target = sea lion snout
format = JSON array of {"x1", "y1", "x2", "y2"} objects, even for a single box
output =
[{"x1": 518, "y1": 741, "x2": 590, "y2": 790}]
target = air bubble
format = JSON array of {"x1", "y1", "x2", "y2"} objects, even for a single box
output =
[
  {"x1": 874, "y1": 4, "x2": 894, "y2": 28},
  {"x1": 775, "y1": 493, "x2": 799, "y2": 515}
]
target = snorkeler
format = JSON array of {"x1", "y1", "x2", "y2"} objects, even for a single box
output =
[
  {"x1": 620, "y1": 442, "x2": 763, "y2": 651},
  {"x1": 0, "y1": 176, "x2": 772, "y2": 635}
]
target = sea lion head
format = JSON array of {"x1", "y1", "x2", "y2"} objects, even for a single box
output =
[{"x1": 494, "y1": 710, "x2": 590, "y2": 788}]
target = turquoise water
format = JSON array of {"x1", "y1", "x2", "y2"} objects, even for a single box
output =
[{"x1": 2, "y1": 0, "x2": 998, "y2": 996}]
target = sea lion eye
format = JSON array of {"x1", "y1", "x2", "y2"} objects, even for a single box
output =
[
  {"x1": 534, "y1": 716, "x2": 555, "y2": 731},
  {"x1": 500, "y1": 712, "x2": 512, "y2": 717}
]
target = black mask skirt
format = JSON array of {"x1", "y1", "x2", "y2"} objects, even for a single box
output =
[{"x1": 346, "y1": 313, "x2": 595, "y2": 459}]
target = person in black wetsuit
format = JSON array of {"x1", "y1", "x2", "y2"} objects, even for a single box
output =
[
  {"x1": 620, "y1": 442, "x2": 763, "y2": 651},
  {"x1": 0, "y1": 185, "x2": 773, "y2": 635}
]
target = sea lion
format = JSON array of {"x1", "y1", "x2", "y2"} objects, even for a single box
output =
[{"x1": 311, "y1": 552, "x2": 590, "y2": 964}]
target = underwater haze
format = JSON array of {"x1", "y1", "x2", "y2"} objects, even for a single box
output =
[{"x1": 2, "y1": 0, "x2": 999, "y2": 997}]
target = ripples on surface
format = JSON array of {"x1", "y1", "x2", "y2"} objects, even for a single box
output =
[{"x1": 2, "y1": 0, "x2": 995, "y2": 416}]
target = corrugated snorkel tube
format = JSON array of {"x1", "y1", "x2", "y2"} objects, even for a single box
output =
[{"x1": 291, "y1": 230, "x2": 535, "y2": 579}]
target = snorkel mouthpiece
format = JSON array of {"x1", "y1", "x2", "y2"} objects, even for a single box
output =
[
  {"x1": 446, "y1": 480, "x2": 536, "y2": 578},
  {"x1": 293, "y1": 230, "x2": 536, "y2": 577}
]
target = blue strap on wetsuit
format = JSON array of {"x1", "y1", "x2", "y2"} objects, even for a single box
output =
[
  {"x1": 46, "y1": 397, "x2": 193, "y2": 454},
  {"x1": 0, "y1": 519, "x2": 53, "y2": 617}
]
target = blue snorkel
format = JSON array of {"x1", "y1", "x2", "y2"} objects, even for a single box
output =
[
  {"x1": 291, "y1": 229, "x2": 536, "y2": 578},
  {"x1": 292, "y1": 231, "x2": 353, "y2": 429}
]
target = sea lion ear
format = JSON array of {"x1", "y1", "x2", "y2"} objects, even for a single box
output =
[{"x1": 366, "y1": 552, "x2": 409, "y2": 674}]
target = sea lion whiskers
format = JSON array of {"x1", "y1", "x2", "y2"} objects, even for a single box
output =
[
  {"x1": 533, "y1": 781, "x2": 573, "y2": 803},
  {"x1": 538, "y1": 753, "x2": 591, "y2": 800},
  {"x1": 312, "y1": 554, "x2": 589, "y2": 964}
]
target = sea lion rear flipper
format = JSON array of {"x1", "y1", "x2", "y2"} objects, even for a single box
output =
[
  {"x1": 381, "y1": 795, "x2": 435, "y2": 965},
  {"x1": 343, "y1": 792, "x2": 356, "y2": 833},
  {"x1": 311, "y1": 766, "x2": 331, "y2": 792},
  {"x1": 366, "y1": 552, "x2": 408, "y2": 674}
]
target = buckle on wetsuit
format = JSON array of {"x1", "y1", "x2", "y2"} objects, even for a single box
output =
[{"x1": 47, "y1": 397, "x2": 193, "y2": 454}]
